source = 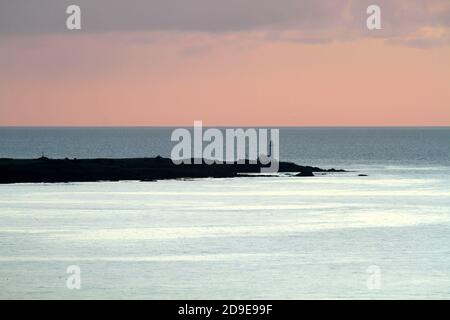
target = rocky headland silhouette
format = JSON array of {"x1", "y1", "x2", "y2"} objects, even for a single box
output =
[{"x1": 0, "y1": 156, "x2": 346, "y2": 184}]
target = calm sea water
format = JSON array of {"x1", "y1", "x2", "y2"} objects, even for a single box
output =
[
  {"x1": 1, "y1": 127, "x2": 449, "y2": 167},
  {"x1": 0, "y1": 127, "x2": 449, "y2": 299}
]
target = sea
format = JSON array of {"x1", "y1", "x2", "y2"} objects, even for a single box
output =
[{"x1": 0, "y1": 127, "x2": 449, "y2": 299}]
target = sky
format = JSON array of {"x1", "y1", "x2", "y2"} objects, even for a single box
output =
[{"x1": 1, "y1": 0, "x2": 450, "y2": 126}]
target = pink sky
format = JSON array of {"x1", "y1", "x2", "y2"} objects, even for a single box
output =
[{"x1": 1, "y1": 1, "x2": 450, "y2": 126}]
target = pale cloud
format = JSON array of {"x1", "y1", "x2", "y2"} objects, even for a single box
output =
[
  {"x1": 0, "y1": 0, "x2": 449, "y2": 47},
  {"x1": 386, "y1": 26, "x2": 450, "y2": 48}
]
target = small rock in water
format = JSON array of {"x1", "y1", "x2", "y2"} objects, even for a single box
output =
[
  {"x1": 358, "y1": 174, "x2": 368, "y2": 177},
  {"x1": 296, "y1": 171, "x2": 314, "y2": 177}
]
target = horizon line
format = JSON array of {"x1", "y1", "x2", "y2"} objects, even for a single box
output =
[{"x1": 1, "y1": 125, "x2": 450, "y2": 129}]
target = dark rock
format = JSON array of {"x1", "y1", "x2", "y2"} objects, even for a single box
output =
[
  {"x1": 0, "y1": 157, "x2": 346, "y2": 184},
  {"x1": 295, "y1": 171, "x2": 314, "y2": 177}
]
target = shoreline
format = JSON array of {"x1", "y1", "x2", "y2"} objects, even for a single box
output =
[{"x1": 0, "y1": 156, "x2": 346, "y2": 184}]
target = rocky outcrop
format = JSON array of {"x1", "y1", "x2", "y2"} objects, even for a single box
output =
[{"x1": 0, "y1": 156, "x2": 346, "y2": 184}]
